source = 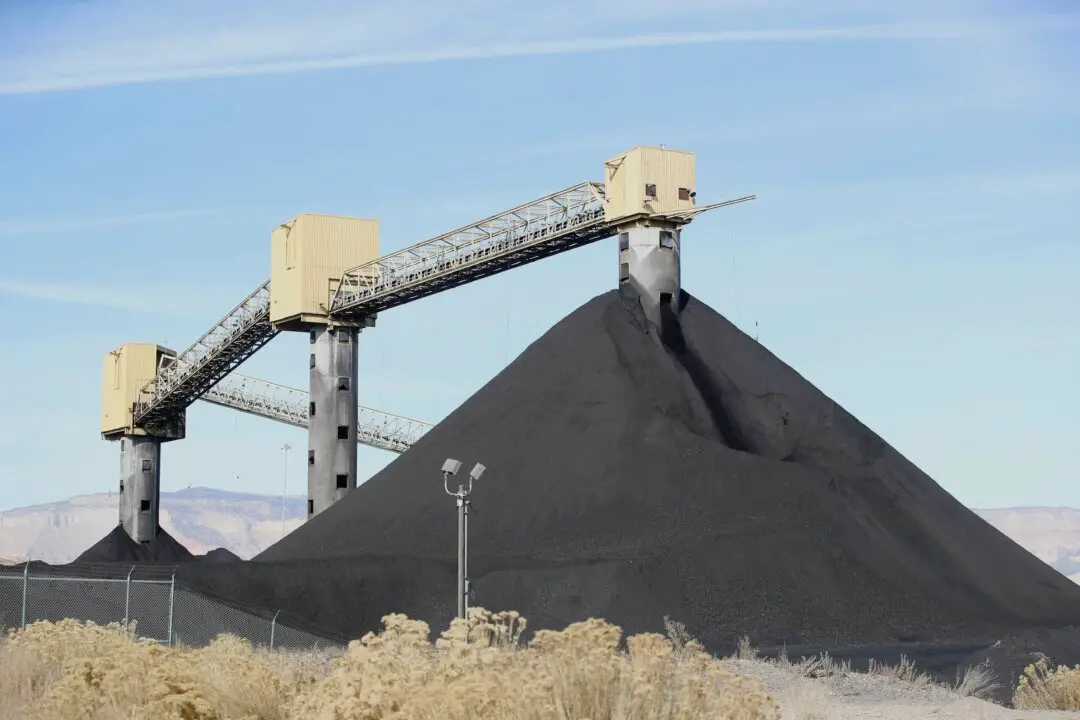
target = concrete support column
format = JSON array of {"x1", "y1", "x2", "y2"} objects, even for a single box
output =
[
  {"x1": 119, "y1": 436, "x2": 162, "y2": 544},
  {"x1": 307, "y1": 325, "x2": 359, "y2": 520},
  {"x1": 617, "y1": 224, "x2": 682, "y2": 327}
]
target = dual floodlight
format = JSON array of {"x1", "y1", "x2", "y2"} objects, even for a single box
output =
[
  {"x1": 442, "y1": 457, "x2": 485, "y2": 496},
  {"x1": 441, "y1": 456, "x2": 486, "y2": 621},
  {"x1": 442, "y1": 457, "x2": 485, "y2": 482}
]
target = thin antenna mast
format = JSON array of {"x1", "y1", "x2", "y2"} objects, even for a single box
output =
[
  {"x1": 731, "y1": 230, "x2": 742, "y2": 329},
  {"x1": 280, "y1": 443, "x2": 292, "y2": 538}
]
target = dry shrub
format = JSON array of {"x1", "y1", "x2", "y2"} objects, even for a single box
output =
[
  {"x1": 952, "y1": 660, "x2": 1000, "y2": 700},
  {"x1": 1013, "y1": 658, "x2": 1080, "y2": 710},
  {"x1": 2, "y1": 620, "x2": 305, "y2": 719},
  {"x1": 2, "y1": 609, "x2": 778, "y2": 720}
]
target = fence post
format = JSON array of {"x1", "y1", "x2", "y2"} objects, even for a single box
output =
[
  {"x1": 20, "y1": 561, "x2": 29, "y2": 629},
  {"x1": 270, "y1": 610, "x2": 280, "y2": 651},
  {"x1": 166, "y1": 573, "x2": 175, "y2": 646},
  {"x1": 123, "y1": 565, "x2": 135, "y2": 625}
]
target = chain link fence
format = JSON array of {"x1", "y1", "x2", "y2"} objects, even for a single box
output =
[{"x1": 0, "y1": 563, "x2": 346, "y2": 652}]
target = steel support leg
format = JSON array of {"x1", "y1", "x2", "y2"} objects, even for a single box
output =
[
  {"x1": 119, "y1": 436, "x2": 162, "y2": 544},
  {"x1": 616, "y1": 223, "x2": 682, "y2": 327},
  {"x1": 307, "y1": 326, "x2": 359, "y2": 520}
]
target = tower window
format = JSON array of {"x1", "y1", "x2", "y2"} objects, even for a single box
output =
[
  {"x1": 618, "y1": 233, "x2": 629, "y2": 252},
  {"x1": 336, "y1": 474, "x2": 348, "y2": 489},
  {"x1": 309, "y1": 401, "x2": 316, "y2": 416},
  {"x1": 659, "y1": 231, "x2": 675, "y2": 249},
  {"x1": 337, "y1": 376, "x2": 350, "y2": 391},
  {"x1": 309, "y1": 353, "x2": 316, "y2": 368},
  {"x1": 678, "y1": 187, "x2": 691, "y2": 201},
  {"x1": 140, "y1": 500, "x2": 150, "y2": 512},
  {"x1": 659, "y1": 292, "x2": 673, "y2": 306},
  {"x1": 308, "y1": 450, "x2": 315, "y2": 465},
  {"x1": 644, "y1": 183, "x2": 657, "y2": 198},
  {"x1": 337, "y1": 425, "x2": 349, "y2": 440},
  {"x1": 309, "y1": 329, "x2": 317, "y2": 344},
  {"x1": 141, "y1": 459, "x2": 153, "y2": 472},
  {"x1": 338, "y1": 331, "x2": 351, "y2": 343},
  {"x1": 619, "y1": 262, "x2": 630, "y2": 282},
  {"x1": 308, "y1": 499, "x2": 314, "y2": 516}
]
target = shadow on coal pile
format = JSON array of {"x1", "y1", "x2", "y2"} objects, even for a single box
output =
[{"x1": 76, "y1": 286, "x2": 1080, "y2": 702}]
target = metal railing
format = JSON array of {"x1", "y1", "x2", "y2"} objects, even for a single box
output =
[
  {"x1": 0, "y1": 564, "x2": 344, "y2": 651},
  {"x1": 330, "y1": 182, "x2": 609, "y2": 318},
  {"x1": 132, "y1": 281, "x2": 278, "y2": 430}
]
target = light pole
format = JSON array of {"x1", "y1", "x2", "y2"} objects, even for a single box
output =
[
  {"x1": 281, "y1": 443, "x2": 292, "y2": 538},
  {"x1": 442, "y1": 458, "x2": 485, "y2": 620}
]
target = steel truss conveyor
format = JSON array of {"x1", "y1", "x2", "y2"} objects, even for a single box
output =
[
  {"x1": 133, "y1": 282, "x2": 276, "y2": 433},
  {"x1": 201, "y1": 374, "x2": 431, "y2": 454},
  {"x1": 131, "y1": 178, "x2": 751, "y2": 431},
  {"x1": 329, "y1": 182, "x2": 608, "y2": 319}
]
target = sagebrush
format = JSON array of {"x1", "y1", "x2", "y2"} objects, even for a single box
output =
[
  {"x1": 1013, "y1": 657, "x2": 1080, "y2": 710},
  {"x1": 0, "y1": 608, "x2": 777, "y2": 719}
]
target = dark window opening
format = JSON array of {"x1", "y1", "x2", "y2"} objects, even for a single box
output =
[
  {"x1": 309, "y1": 401, "x2": 316, "y2": 417},
  {"x1": 619, "y1": 262, "x2": 630, "y2": 282},
  {"x1": 309, "y1": 329, "x2": 317, "y2": 344},
  {"x1": 140, "y1": 500, "x2": 150, "y2": 512},
  {"x1": 337, "y1": 425, "x2": 349, "y2": 440},
  {"x1": 141, "y1": 540, "x2": 151, "y2": 546},
  {"x1": 309, "y1": 353, "x2": 316, "y2": 369},
  {"x1": 141, "y1": 458, "x2": 152, "y2": 472},
  {"x1": 119, "y1": 481, "x2": 124, "y2": 492},
  {"x1": 618, "y1": 233, "x2": 629, "y2": 252},
  {"x1": 308, "y1": 499, "x2": 314, "y2": 516},
  {"x1": 659, "y1": 292, "x2": 673, "y2": 306},
  {"x1": 308, "y1": 450, "x2": 315, "y2": 465},
  {"x1": 659, "y1": 230, "x2": 675, "y2": 249},
  {"x1": 678, "y1": 187, "x2": 691, "y2": 201},
  {"x1": 644, "y1": 183, "x2": 657, "y2": 198},
  {"x1": 337, "y1": 376, "x2": 350, "y2": 391},
  {"x1": 338, "y1": 331, "x2": 351, "y2": 343},
  {"x1": 336, "y1": 474, "x2": 348, "y2": 489}
]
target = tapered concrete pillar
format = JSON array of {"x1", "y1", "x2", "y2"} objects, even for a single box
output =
[
  {"x1": 307, "y1": 326, "x2": 359, "y2": 520},
  {"x1": 119, "y1": 436, "x2": 162, "y2": 544},
  {"x1": 617, "y1": 223, "x2": 682, "y2": 327}
]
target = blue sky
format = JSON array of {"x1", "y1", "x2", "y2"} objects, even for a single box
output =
[{"x1": 0, "y1": 0, "x2": 1077, "y2": 512}]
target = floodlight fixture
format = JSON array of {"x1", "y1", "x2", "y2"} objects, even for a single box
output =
[{"x1": 440, "y1": 456, "x2": 487, "y2": 622}]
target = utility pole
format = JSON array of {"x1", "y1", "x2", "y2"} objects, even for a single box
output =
[
  {"x1": 442, "y1": 458, "x2": 485, "y2": 620},
  {"x1": 281, "y1": 443, "x2": 292, "y2": 538}
]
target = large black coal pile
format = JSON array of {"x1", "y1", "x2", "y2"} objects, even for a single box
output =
[{"x1": 179, "y1": 287, "x2": 1080, "y2": 650}]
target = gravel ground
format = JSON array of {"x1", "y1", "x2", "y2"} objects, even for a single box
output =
[{"x1": 725, "y1": 657, "x2": 1076, "y2": 719}]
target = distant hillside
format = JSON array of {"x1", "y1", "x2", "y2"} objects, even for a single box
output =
[
  {"x1": 0, "y1": 487, "x2": 306, "y2": 564},
  {"x1": 1, "y1": 489, "x2": 1078, "y2": 580},
  {"x1": 974, "y1": 507, "x2": 1080, "y2": 583}
]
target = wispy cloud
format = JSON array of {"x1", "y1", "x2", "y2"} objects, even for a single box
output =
[
  {"x1": 2, "y1": 4, "x2": 1076, "y2": 96},
  {"x1": 0, "y1": 206, "x2": 255, "y2": 237},
  {"x1": 0, "y1": 280, "x2": 226, "y2": 315}
]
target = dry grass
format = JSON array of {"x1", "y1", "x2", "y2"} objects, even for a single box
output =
[
  {"x1": 768, "y1": 643, "x2": 1005, "y2": 697},
  {"x1": 0, "y1": 609, "x2": 778, "y2": 720},
  {"x1": 1013, "y1": 658, "x2": 1080, "y2": 710}
]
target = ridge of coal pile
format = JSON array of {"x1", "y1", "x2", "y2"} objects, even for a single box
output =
[
  {"x1": 201, "y1": 547, "x2": 242, "y2": 563},
  {"x1": 178, "y1": 287, "x2": 1080, "y2": 650},
  {"x1": 76, "y1": 525, "x2": 196, "y2": 564}
]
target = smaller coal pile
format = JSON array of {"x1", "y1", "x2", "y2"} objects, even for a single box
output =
[
  {"x1": 74, "y1": 525, "x2": 225, "y2": 564},
  {"x1": 202, "y1": 547, "x2": 242, "y2": 563}
]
